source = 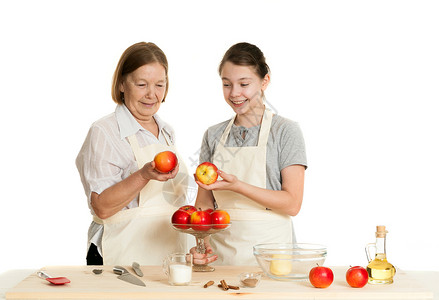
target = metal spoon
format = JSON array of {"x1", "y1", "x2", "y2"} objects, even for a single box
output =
[
  {"x1": 37, "y1": 271, "x2": 71, "y2": 285},
  {"x1": 132, "y1": 262, "x2": 143, "y2": 277}
]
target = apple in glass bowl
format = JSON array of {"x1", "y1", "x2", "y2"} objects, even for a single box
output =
[
  {"x1": 171, "y1": 205, "x2": 196, "y2": 229},
  {"x1": 211, "y1": 210, "x2": 230, "y2": 229},
  {"x1": 190, "y1": 210, "x2": 212, "y2": 231}
]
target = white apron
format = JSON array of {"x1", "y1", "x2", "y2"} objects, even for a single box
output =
[
  {"x1": 93, "y1": 133, "x2": 188, "y2": 265},
  {"x1": 211, "y1": 109, "x2": 293, "y2": 265}
]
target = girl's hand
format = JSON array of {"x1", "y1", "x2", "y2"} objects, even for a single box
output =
[
  {"x1": 140, "y1": 161, "x2": 179, "y2": 182},
  {"x1": 195, "y1": 170, "x2": 239, "y2": 191},
  {"x1": 189, "y1": 243, "x2": 218, "y2": 265}
]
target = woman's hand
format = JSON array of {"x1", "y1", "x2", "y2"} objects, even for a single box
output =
[
  {"x1": 140, "y1": 161, "x2": 179, "y2": 182},
  {"x1": 189, "y1": 242, "x2": 218, "y2": 265},
  {"x1": 195, "y1": 170, "x2": 240, "y2": 192},
  {"x1": 91, "y1": 161, "x2": 180, "y2": 219}
]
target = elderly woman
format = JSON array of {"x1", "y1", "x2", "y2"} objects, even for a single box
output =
[{"x1": 76, "y1": 42, "x2": 188, "y2": 266}]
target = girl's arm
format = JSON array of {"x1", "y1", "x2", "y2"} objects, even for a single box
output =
[{"x1": 195, "y1": 164, "x2": 305, "y2": 216}]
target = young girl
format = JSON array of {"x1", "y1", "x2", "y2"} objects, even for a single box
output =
[{"x1": 193, "y1": 42, "x2": 307, "y2": 265}]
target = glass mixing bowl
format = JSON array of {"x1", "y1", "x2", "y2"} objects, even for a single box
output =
[{"x1": 253, "y1": 243, "x2": 327, "y2": 281}]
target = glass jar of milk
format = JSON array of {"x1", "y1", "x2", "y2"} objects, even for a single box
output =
[{"x1": 163, "y1": 253, "x2": 193, "y2": 286}]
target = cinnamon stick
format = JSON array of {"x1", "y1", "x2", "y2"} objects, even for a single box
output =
[
  {"x1": 220, "y1": 280, "x2": 229, "y2": 290},
  {"x1": 228, "y1": 285, "x2": 240, "y2": 290}
]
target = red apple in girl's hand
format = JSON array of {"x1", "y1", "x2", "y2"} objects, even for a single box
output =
[
  {"x1": 195, "y1": 162, "x2": 218, "y2": 185},
  {"x1": 190, "y1": 209, "x2": 212, "y2": 231},
  {"x1": 346, "y1": 266, "x2": 368, "y2": 288},
  {"x1": 154, "y1": 151, "x2": 178, "y2": 173},
  {"x1": 309, "y1": 265, "x2": 334, "y2": 288},
  {"x1": 211, "y1": 210, "x2": 230, "y2": 229}
]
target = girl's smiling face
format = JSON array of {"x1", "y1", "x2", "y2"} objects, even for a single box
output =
[
  {"x1": 120, "y1": 62, "x2": 167, "y2": 124},
  {"x1": 220, "y1": 61, "x2": 269, "y2": 117}
]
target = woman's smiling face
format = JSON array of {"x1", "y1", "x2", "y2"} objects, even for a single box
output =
[
  {"x1": 120, "y1": 62, "x2": 167, "y2": 123},
  {"x1": 220, "y1": 61, "x2": 269, "y2": 116}
]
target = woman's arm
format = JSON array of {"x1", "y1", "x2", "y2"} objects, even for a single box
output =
[
  {"x1": 196, "y1": 164, "x2": 305, "y2": 216},
  {"x1": 92, "y1": 162, "x2": 179, "y2": 219}
]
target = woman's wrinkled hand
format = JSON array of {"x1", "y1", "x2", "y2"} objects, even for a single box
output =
[
  {"x1": 140, "y1": 161, "x2": 179, "y2": 182},
  {"x1": 189, "y1": 244, "x2": 218, "y2": 265}
]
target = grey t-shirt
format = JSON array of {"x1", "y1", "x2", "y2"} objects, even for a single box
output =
[{"x1": 199, "y1": 114, "x2": 307, "y2": 191}]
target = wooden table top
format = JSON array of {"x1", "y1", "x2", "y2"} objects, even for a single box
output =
[{"x1": 4, "y1": 265, "x2": 435, "y2": 299}]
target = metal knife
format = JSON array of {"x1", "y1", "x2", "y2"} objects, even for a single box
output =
[{"x1": 113, "y1": 266, "x2": 146, "y2": 287}]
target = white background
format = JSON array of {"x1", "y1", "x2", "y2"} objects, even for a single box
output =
[{"x1": 1, "y1": 0, "x2": 438, "y2": 274}]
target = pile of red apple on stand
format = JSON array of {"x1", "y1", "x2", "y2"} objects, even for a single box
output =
[
  {"x1": 171, "y1": 205, "x2": 230, "y2": 232},
  {"x1": 162, "y1": 158, "x2": 229, "y2": 231},
  {"x1": 309, "y1": 265, "x2": 368, "y2": 288}
]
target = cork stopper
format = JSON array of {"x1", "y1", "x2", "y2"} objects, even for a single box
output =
[{"x1": 376, "y1": 225, "x2": 388, "y2": 238}]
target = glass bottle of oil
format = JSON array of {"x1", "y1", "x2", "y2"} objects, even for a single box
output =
[{"x1": 365, "y1": 225, "x2": 396, "y2": 284}]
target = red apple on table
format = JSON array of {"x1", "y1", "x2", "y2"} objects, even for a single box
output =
[
  {"x1": 154, "y1": 151, "x2": 178, "y2": 173},
  {"x1": 195, "y1": 162, "x2": 218, "y2": 185},
  {"x1": 190, "y1": 209, "x2": 212, "y2": 231},
  {"x1": 309, "y1": 265, "x2": 334, "y2": 288},
  {"x1": 346, "y1": 266, "x2": 368, "y2": 288},
  {"x1": 211, "y1": 210, "x2": 230, "y2": 229},
  {"x1": 171, "y1": 209, "x2": 191, "y2": 229}
]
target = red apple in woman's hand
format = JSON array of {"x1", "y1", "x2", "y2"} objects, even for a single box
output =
[
  {"x1": 309, "y1": 265, "x2": 334, "y2": 288},
  {"x1": 154, "y1": 151, "x2": 178, "y2": 173},
  {"x1": 346, "y1": 266, "x2": 368, "y2": 288}
]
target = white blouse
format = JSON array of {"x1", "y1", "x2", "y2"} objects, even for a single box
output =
[{"x1": 76, "y1": 104, "x2": 176, "y2": 254}]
